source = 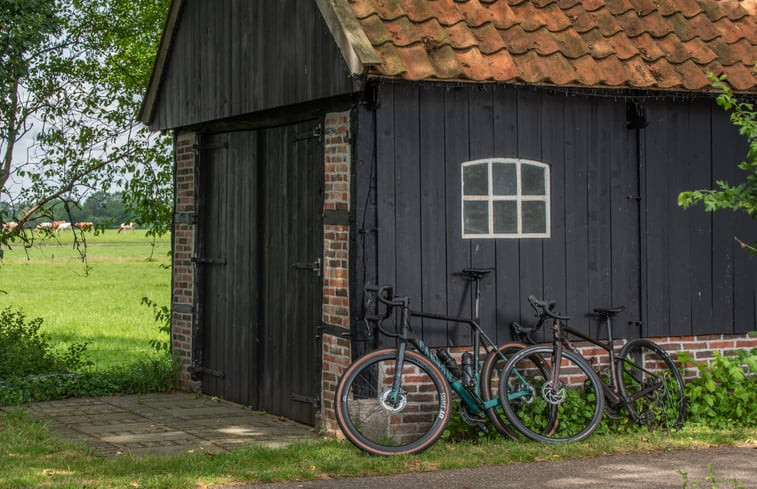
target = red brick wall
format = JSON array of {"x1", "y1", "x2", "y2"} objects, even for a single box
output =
[
  {"x1": 171, "y1": 131, "x2": 197, "y2": 387},
  {"x1": 320, "y1": 111, "x2": 353, "y2": 434}
]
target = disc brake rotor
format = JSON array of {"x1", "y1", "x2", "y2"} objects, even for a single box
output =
[{"x1": 380, "y1": 389, "x2": 407, "y2": 414}]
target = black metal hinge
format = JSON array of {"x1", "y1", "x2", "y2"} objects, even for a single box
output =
[
  {"x1": 189, "y1": 366, "x2": 225, "y2": 378},
  {"x1": 193, "y1": 142, "x2": 229, "y2": 152},
  {"x1": 294, "y1": 124, "x2": 322, "y2": 141},
  {"x1": 191, "y1": 256, "x2": 226, "y2": 265},
  {"x1": 290, "y1": 393, "x2": 320, "y2": 407}
]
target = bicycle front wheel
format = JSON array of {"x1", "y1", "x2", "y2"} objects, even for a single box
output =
[
  {"x1": 480, "y1": 343, "x2": 552, "y2": 440},
  {"x1": 334, "y1": 348, "x2": 451, "y2": 456},
  {"x1": 499, "y1": 345, "x2": 605, "y2": 443},
  {"x1": 618, "y1": 339, "x2": 686, "y2": 430}
]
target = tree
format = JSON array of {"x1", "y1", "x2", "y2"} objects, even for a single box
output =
[
  {"x1": 0, "y1": 0, "x2": 171, "y2": 249},
  {"x1": 678, "y1": 71, "x2": 757, "y2": 255}
]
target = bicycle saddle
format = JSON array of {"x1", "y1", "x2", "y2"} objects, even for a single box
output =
[
  {"x1": 593, "y1": 306, "x2": 626, "y2": 317},
  {"x1": 461, "y1": 268, "x2": 493, "y2": 280}
]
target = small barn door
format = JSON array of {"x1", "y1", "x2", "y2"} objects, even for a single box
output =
[
  {"x1": 196, "y1": 119, "x2": 323, "y2": 425},
  {"x1": 258, "y1": 120, "x2": 324, "y2": 425}
]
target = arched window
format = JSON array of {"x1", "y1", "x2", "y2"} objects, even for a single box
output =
[{"x1": 461, "y1": 158, "x2": 550, "y2": 238}]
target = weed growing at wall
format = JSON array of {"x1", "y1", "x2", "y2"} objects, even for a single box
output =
[{"x1": 677, "y1": 349, "x2": 757, "y2": 429}]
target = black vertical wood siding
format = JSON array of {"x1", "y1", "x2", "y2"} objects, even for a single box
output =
[
  {"x1": 354, "y1": 83, "x2": 756, "y2": 346},
  {"x1": 149, "y1": 0, "x2": 355, "y2": 131}
]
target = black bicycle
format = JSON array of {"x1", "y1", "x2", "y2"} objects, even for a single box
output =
[
  {"x1": 499, "y1": 296, "x2": 686, "y2": 443},
  {"x1": 334, "y1": 269, "x2": 550, "y2": 455}
]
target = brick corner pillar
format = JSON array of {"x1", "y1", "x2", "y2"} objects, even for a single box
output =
[
  {"x1": 171, "y1": 130, "x2": 199, "y2": 391},
  {"x1": 319, "y1": 111, "x2": 353, "y2": 436}
]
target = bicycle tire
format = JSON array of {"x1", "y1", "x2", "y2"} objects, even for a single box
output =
[
  {"x1": 498, "y1": 345, "x2": 605, "y2": 443},
  {"x1": 480, "y1": 343, "x2": 552, "y2": 440},
  {"x1": 618, "y1": 338, "x2": 687, "y2": 431},
  {"x1": 334, "y1": 348, "x2": 452, "y2": 456}
]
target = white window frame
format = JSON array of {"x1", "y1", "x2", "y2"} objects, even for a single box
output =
[{"x1": 461, "y1": 158, "x2": 551, "y2": 239}]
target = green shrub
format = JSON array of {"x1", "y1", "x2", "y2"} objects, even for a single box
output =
[
  {"x1": 677, "y1": 349, "x2": 757, "y2": 429},
  {"x1": 0, "y1": 355, "x2": 179, "y2": 406},
  {"x1": 0, "y1": 307, "x2": 91, "y2": 378}
]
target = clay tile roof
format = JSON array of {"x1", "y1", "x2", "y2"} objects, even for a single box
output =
[{"x1": 346, "y1": 0, "x2": 757, "y2": 92}]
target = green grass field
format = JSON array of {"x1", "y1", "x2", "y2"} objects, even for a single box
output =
[{"x1": 0, "y1": 230, "x2": 171, "y2": 369}]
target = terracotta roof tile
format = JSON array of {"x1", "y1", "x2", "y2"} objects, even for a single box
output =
[
  {"x1": 656, "y1": 0, "x2": 703, "y2": 17},
  {"x1": 685, "y1": 13, "x2": 722, "y2": 42},
  {"x1": 604, "y1": 32, "x2": 640, "y2": 60},
  {"x1": 476, "y1": 1, "x2": 519, "y2": 29},
  {"x1": 349, "y1": 0, "x2": 757, "y2": 92},
  {"x1": 675, "y1": 59, "x2": 716, "y2": 89},
  {"x1": 446, "y1": 21, "x2": 481, "y2": 49},
  {"x1": 469, "y1": 22, "x2": 507, "y2": 53},
  {"x1": 604, "y1": 0, "x2": 635, "y2": 16},
  {"x1": 582, "y1": 28, "x2": 617, "y2": 59},
  {"x1": 647, "y1": 57, "x2": 687, "y2": 88},
  {"x1": 632, "y1": 33, "x2": 668, "y2": 61},
  {"x1": 628, "y1": 0, "x2": 659, "y2": 17},
  {"x1": 712, "y1": 15, "x2": 757, "y2": 44}
]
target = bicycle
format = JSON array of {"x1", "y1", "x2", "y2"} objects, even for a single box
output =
[
  {"x1": 334, "y1": 269, "x2": 550, "y2": 455},
  {"x1": 499, "y1": 295, "x2": 687, "y2": 443}
]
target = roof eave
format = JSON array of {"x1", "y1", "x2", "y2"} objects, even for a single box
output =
[
  {"x1": 315, "y1": 0, "x2": 381, "y2": 76},
  {"x1": 138, "y1": 0, "x2": 185, "y2": 126}
]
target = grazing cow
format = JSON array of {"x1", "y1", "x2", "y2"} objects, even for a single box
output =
[
  {"x1": 2, "y1": 221, "x2": 18, "y2": 232},
  {"x1": 35, "y1": 222, "x2": 53, "y2": 232},
  {"x1": 117, "y1": 222, "x2": 135, "y2": 233},
  {"x1": 51, "y1": 220, "x2": 65, "y2": 230},
  {"x1": 56, "y1": 222, "x2": 72, "y2": 232},
  {"x1": 74, "y1": 221, "x2": 94, "y2": 231}
]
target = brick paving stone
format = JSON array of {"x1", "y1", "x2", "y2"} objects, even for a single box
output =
[{"x1": 6, "y1": 393, "x2": 317, "y2": 458}]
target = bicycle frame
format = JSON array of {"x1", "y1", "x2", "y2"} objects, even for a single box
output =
[
  {"x1": 548, "y1": 317, "x2": 663, "y2": 423},
  {"x1": 390, "y1": 300, "x2": 505, "y2": 416}
]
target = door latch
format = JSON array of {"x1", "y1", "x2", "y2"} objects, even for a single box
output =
[{"x1": 294, "y1": 257, "x2": 321, "y2": 276}]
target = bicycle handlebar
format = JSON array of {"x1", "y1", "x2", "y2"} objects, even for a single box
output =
[{"x1": 527, "y1": 294, "x2": 571, "y2": 321}]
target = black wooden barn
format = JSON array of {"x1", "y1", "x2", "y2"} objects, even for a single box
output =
[{"x1": 140, "y1": 0, "x2": 757, "y2": 428}]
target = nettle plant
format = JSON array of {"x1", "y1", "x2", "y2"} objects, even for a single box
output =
[{"x1": 677, "y1": 349, "x2": 757, "y2": 429}]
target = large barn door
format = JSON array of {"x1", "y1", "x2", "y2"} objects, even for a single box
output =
[
  {"x1": 195, "y1": 131, "x2": 261, "y2": 406},
  {"x1": 196, "y1": 120, "x2": 323, "y2": 425},
  {"x1": 258, "y1": 120, "x2": 323, "y2": 425}
]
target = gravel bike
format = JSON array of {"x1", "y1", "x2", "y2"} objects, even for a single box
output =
[
  {"x1": 334, "y1": 269, "x2": 550, "y2": 455},
  {"x1": 499, "y1": 296, "x2": 686, "y2": 443}
]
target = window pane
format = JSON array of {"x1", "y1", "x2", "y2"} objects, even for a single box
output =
[
  {"x1": 522, "y1": 201, "x2": 547, "y2": 234},
  {"x1": 463, "y1": 164, "x2": 488, "y2": 196},
  {"x1": 492, "y1": 163, "x2": 517, "y2": 196},
  {"x1": 493, "y1": 201, "x2": 517, "y2": 234},
  {"x1": 521, "y1": 164, "x2": 546, "y2": 195},
  {"x1": 464, "y1": 201, "x2": 489, "y2": 235}
]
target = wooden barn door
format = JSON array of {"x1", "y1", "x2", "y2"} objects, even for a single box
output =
[
  {"x1": 195, "y1": 131, "x2": 261, "y2": 407},
  {"x1": 258, "y1": 120, "x2": 323, "y2": 425},
  {"x1": 196, "y1": 119, "x2": 323, "y2": 425}
]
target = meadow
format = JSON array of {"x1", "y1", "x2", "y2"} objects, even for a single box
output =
[{"x1": 0, "y1": 229, "x2": 171, "y2": 369}]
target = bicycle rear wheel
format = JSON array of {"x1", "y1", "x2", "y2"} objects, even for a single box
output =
[
  {"x1": 618, "y1": 339, "x2": 686, "y2": 430},
  {"x1": 334, "y1": 348, "x2": 451, "y2": 456},
  {"x1": 499, "y1": 345, "x2": 605, "y2": 443},
  {"x1": 480, "y1": 343, "x2": 552, "y2": 440}
]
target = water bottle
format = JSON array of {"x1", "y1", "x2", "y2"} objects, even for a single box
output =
[
  {"x1": 461, "y1": 352, "x2": 474, "y2": 386},
  {"x1": 436, "y1": 349, "x2": 462, "y2": 378}
]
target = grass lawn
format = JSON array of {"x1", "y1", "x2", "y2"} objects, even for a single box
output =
[
  {"x1": 0, "y1": 408, "x2": 754, "y2": 489},
  {"x1": 0, "y1": 230, "x2": 171, "y2": 369}
]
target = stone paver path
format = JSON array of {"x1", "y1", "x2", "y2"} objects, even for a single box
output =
[{"x1": 7, "y1": 392, "x2": 317, "y2": 458}]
